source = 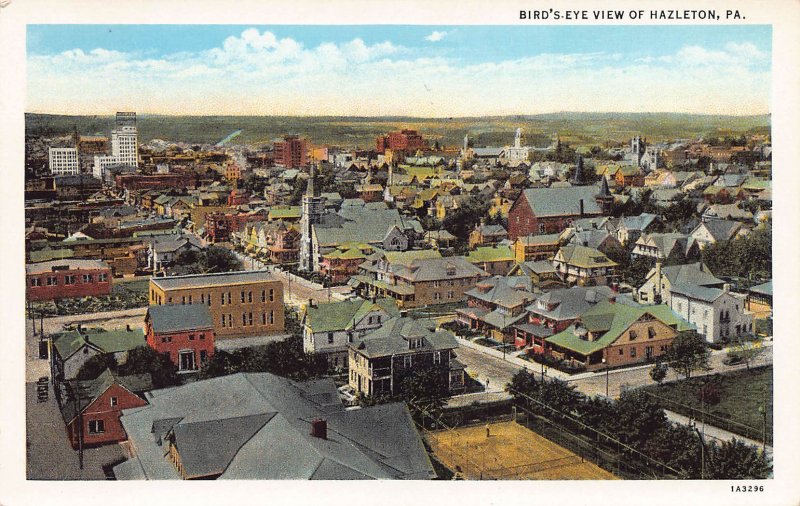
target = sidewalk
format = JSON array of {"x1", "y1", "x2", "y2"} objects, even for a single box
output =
[{"x1": 664, "y1": 409, "x2": 772, "y2": 458}]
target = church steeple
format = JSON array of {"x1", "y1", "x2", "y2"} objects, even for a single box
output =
[
  {"x1": 307, "y1": 162, "x2": 320, "y2": 197},
  {"x1": 595, "y1": 175, "x2": 614, "y2": 214},
  {"x1": 571, "y1": 155, "x2": 587, "y2": 186}
]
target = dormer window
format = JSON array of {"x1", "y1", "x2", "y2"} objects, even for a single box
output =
[{"x1": 446, "y1": 267, "x2": 456, "y2": 276}]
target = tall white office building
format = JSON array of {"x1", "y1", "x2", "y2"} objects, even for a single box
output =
[
  {"x1": 48, "y1": 147, "x2": 79, "y2": 175},
  {"x1": 111, "y1": 111, "x2": 138, "y2": 167}
]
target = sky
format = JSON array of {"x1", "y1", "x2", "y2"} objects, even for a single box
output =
[{"x1": 26, "y1": 25, "x2": 772, "y2": 116}]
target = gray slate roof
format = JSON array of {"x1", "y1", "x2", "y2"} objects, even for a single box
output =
[
  {"x1": 519, "y1": 185, "x2": 603, "y2": 218},
  {"x1": 150, "y1": 270, "x2": 276, "y2": 291},
  {"x1": 115, "y1": 373, "x2": 434, "y2": 480},
  {"x1": 392, "y1": 256, "x2": 488, "y2": 282},
  {"x1": 350, "y1": 317, "x2": 458, "y2": 358},
  {"x1": 146, "y1": 304, "x2": 214, "y2": 334},
  {"x1": 526, "y1": 286, "x2": 614, "y2": 321},
  {"x1": 658, "y1": 263, "x2": 724, "y2": 288},
  {"x1": 61, "y1": 368, "x2": 151, "y2": 424}
]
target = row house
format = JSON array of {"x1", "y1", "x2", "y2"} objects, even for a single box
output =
[
  {"x1": 236, "y1": 221, "x2": 300, "y2": 265},
  {"x1": 457, "y1": 276, "x2": 536, "y2": 343},
  {"x1": 468, "y1": 222, "x2": 508, "y2": 249},
  {"x1": 513, "y1": 285, "x2": 614, "y2": 352},
  {"x1": 512, "y1": 233, "x2": 562, "y2": 262}
]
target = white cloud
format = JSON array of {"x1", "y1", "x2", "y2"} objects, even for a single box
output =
[
  {"x1": 425, "y1": 31, "x2": 447, "y2": 42},
  {"x1": 26, "y1": 32, "x2": 770, "y2": 117}
]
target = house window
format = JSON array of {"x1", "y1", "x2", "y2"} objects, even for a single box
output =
[
  {"x1": 200, "y1": 350, "x2": 208, "y2": 364},
  {"x1": 46, "y1": 276, "x2": 57, "y2": 286},
  {"x1": 447, "y1": 291, "x2": 454, "y2": 299},
  {"x1": 227, "y1": 293, "x2": 232, "y2": 305},
  {"x1": 98, "y1": 273, "x2": 108, "y2": 282},
  {"x1": 629, "y1": 330, "x2": 637, "y2": 341},
  {"x1": 269, "y1": 289, "x2": 274, "y2": 302},
  {"x1": 249, "y1": 312, "x2": 253, "y2": 326},
  {"x1": 262, "y1": 313, "x2": 266, "y2": 325},
  {"x1": 243, "y1": 313, "x2": 247, "y2": 326},
  {"x1": 630, "y1": 348, "x2": 637, "y2": 358},
  {"x1": 248, "y1": 291, "x2": 253, "y2": 303},
  {"x1": 328, "y1": 332, "x2": 334, "y2": 344},
  {"x1": 64, "y1": 275, "x2": 76, "y2": 285},
  {"x1": 188, "y1": 295, "x2": 192, "y2": 304},
  {"x1": 241, "y1": 291, "x2": 246, "y2": 303},
  {"x1": 82, "y1": 274, "x2": 93, "y2": 283},
  {"x1": 647, "y1": 327, "x2": 656, "y2": 339},
  {"x1": 348, "y1": 332, "x2": 353, "y2": 343},
  {"x1": 189, "y1": 334, "x2": 195, "y2": 341},
  {"x1": 433, "y1": 293, "x2": 441, "y2": 301},
  {"x1": 433, "y1": 280, "x2": 441, "y2": 288},
  {"x1": 261, "y1": 290, "x2": 266, "y2": 302},
  {"x1": 182, "y1": 297, "x2": 186, "y2": 305},
  {"x1": 404, "y1": 355, "x2": 412, "y2": 367},
  {"x1": 199, "y1": 333, "x2": 205, "y2": 340},
  {"x1": 201, "y1": 294, "x2": 205, "y2": 304},
  {"x1": 434, "y1": 352, "x2": 442, "y2": 364},
  {"x1": 179, "y1": 350, "x2": 196, "y2": 371},
  {"x1": 88, "y1": 420, "x2": 105, "y2": 434},
  {"x1": 110, "y1": 397, "x2": 118, "y2": 407},
  {"x1": 376, "y1": 315, "x2": 381, "y2": 324},
  {"x1": 208, "y1": 293, "x2": 212, "y2": 306},
  {"x1": 619, "y1": 348, "x2": 624, "y2": 356},
  {"x1": 269, "y1": 310, "x2": 274, "y2": 324},
  {"x1": 30, "y1": 278, "x2": 42, "y2": 287},
  {"x1": 221, "y1": 316, "x2": 226, "y2": 327}
]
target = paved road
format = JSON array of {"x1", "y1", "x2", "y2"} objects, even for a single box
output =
[
  {"x1": 231, "y1": 251, "x2": 352, "y2": 308},
  {"x1": 26, "y1": 382, "x2": 125, "y2": 480}
]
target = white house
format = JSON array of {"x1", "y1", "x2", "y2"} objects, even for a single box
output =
[
  {"x1": 302, "y1": 298, "x2": 400, "y2": 369},
  {"x1": 668, "y1": 282, "x2": 754, "y2": 344}
]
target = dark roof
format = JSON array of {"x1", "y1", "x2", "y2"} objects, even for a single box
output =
[
  {"x1": 115, "y1": 373, "x2": 435, "y2": 480},
  {"x1": 518, "y1": 185, "x2": 603, "y2": 218},
  {"x1": 350, "y1": 317, "x2": 458, "y2": 358},
  {"x1": 60, "y1": 369, "x2": 151, "y2": 424},
  {"x1": 150, "y1": 270, "x2": 277, "y2": 291},
  {"x1": 146, "y1": 304, "x2": 214, "y2": 334}
]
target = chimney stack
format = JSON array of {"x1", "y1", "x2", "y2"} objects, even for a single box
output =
[
  {"x1": 579, "y1": 199, "x2": 584, "y2": 217},
  {"x1": 126, "y1": 324, "x2": 131, "y2": 332},
  {"x1": 308, "y1": 298, "x2": 315, "y2": 308},
  {"x1": 311, "y1": 418, "x2": 327, "y2": 439}
]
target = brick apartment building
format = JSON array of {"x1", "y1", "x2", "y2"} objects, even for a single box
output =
[
  {"x1": 26, "y1": 259, "x2": 112, "y2": 301},
  {"x1": 145, "y1": 304, "x2": 215, "y2": 372},
  {"x1": 273, "y1": 135, "x2": 309, "y2": 168},
  {"x1": 148, "y1": 270, "x2": 284, "y2": 339},
  {"x1": 376, "y1": 129, "x2": 427, "y2": 154}
]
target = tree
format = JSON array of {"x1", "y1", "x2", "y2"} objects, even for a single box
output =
[
  {"x1": 204, "y1": 246, "x2": 243, "y2": 273},
  {"x1": 665, "y1": 331, "x2": 710, "y2": 379},
  {"x1": 728, "y1": 337, "x2": 765, "y2": 371},
  {"x1": 398, "y1": 365, "x2": 450, "y2": 412},
  {"x1": 117, "y1": 346, "x2": 180, "y2": 389},
  {"x1": 706, "y1": 438, "x2": 772, "y2": 479},
  {"x1": 613, "y1": 390, "x2": 669, "y2": 448},
  {"x1": 506, "y1": 370, "x2": 540, "y2": 407},
  {"x1": 649, "y1": 360, "x2": 668, "y2": 385},
  {"x1": 75, "y1": 353, "x2": 117, "y2": 381}
]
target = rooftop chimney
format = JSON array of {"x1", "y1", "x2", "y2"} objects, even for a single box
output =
[
  {"x1": 308, "y1": 298, "x2": 315, "y2": 308},
  {"x1": 579, "y1": 199, "x2": 584, "y2": 217},
  {"x1": 311, "y1": 418, "x2": 327, "y2": 439},
  {"x1": 723, "y1": 283, "x2": 730, "y2": 293},
  {"x1": 126, "y1": 324, "x2": 131, "y2": 332}
]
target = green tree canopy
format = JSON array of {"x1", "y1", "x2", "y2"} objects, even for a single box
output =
[{"x1": 665, "y1": 331, "x2": 710, "y2": 379}]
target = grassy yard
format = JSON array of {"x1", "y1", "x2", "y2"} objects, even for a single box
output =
[{"x1": 639, "y1": 366, "x2": 772, "y2": 444}]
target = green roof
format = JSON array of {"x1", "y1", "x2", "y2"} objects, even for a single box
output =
[
  {"x1": 545, "y1": 301, "x2": 693, "y2": 355},
  {"x1": 268, "y1": 206, "x2": 301, "y2": 219},
  {"x1": 383, "y1": 249, "x2": 442, "y2": 266},
  {"x1": 466, "y1": 245, "x2": 514, "y2": 263},
  {"x1": 556, "y1": 244, "x2": 617, "y2": 269},
  {"x1": 52, "y1": 327, "x2": 146, "y2": 359},
  {"x1": 305, "y1": 297, "x2": 400, "y2": 333}
]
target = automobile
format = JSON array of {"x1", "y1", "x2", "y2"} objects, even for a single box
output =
[{"x1": 722, "y1": 355, "x2": 744, "y2": 366}]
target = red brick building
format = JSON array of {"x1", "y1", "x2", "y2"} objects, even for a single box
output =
[
  {"x1": 508, "y1": 186, "x2": 605, "y2": 240},
  {"x1": 205, "y1": 211, "x2": 266, "y2": 243},
  {"x1": 26, "y1": 259, "x2": 112, "y2": 301},
  {"x1": 376, "y1": 129, "x2": 427, "y2": 154},
  {"x1": 115, "y1": 172, "x2": 199, "y2": 191},
  {"x1": 145, "y1": 304, "x2": 215, "y2": 372},
  {"x1": 61, "y1": 369, "x2": 150, "y2": 449},
  {"x1": 273, "y1": 135, "x2": 309, "y2": 168}
]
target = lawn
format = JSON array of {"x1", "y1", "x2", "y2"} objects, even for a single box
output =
[{"x1": 639, "y1": 365, "x2": 772, "y2": 444}]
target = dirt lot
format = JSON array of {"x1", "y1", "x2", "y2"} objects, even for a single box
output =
[{"x1": 425, "y1": 420, "x2": 617, "y2": 480}]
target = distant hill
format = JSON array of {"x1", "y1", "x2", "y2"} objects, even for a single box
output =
[{"x1": 25, "y1": 112, "x2": 770, "y2": 150}]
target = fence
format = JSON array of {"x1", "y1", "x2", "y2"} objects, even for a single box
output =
[{"x1": 641, "y1": 389, "x2": 772, "y2": 446}]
